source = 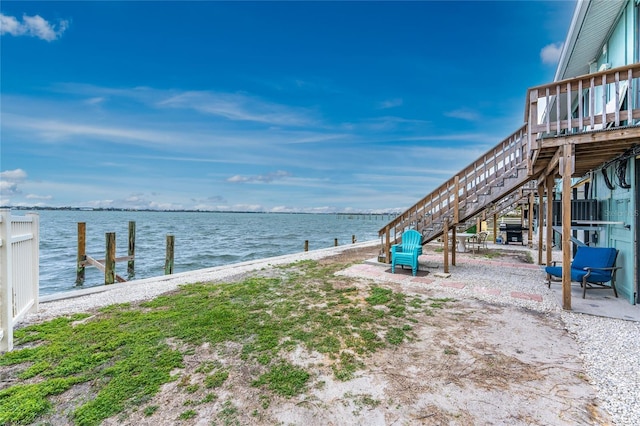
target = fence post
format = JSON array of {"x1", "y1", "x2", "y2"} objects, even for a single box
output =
[
  {"x1": 105, "y1": 232, "x2": 116, "y2": 285},
  {"x1": 334, "y1": 238, "x2": 338, "y2": 247},
  {"x1": 26, "y1": 213, "x2": 39, "y2": 313},
  {"x1": 128, "y1": 221, "x2": 135, "y2": 277},
  {"x1": 0, "y1": 210, "x2": 13, "y2": 351},
  {"x1": 165, "y1": 235, "x2": 175, "y2": 275},
  {"x1": 304, "y1": 240, "x2": 309, "y2": 252},
  {"x1": 76, "y1": 222, "x2": 86, "y2": 284}
]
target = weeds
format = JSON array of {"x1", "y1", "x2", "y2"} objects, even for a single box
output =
[{"x1": 0, "y1": 258, "x2": 425, "y2": 425}]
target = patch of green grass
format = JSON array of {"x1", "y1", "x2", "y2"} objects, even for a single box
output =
[
  {"x1": 143, "y1": 405, "x2": 159, "y2": 416},
  {"x1": 204, "y1": 370, "x2": 229, "y2": 389},
  {"x1": 484, "y1": 251, "x2": 500, "y2": 259},
  {"x1": 385, "y1": 327, "x2": 407, "y2": 345},
  {"x1": 252, "y1": 362, "x2": 310, "y2": 397},
  {"x1": 429, "y1": 297, "x2": 456, "y2": 309},
  {"x1": 217, "y1": 400, "x2": 240, "y2": 426},
  {"x1": 0, "y1": 259, "x2": 425, "y2": 424},
  {"x1": 178, "y1": 409, "x2": 197, "y2": 420},
  {"x1": 332, "y1": 351, "x2": 363, "y2": 381}
]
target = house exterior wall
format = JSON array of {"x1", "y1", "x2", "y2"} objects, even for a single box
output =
[
  {"x1": 569, "y1": 0, "x2": 638, "y2": 303},
  {"x1": 592, "y1": 159, "x2": 636, "y2": 302}
]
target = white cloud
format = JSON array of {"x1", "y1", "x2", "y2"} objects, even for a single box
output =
[
  {"x1": 227, "y1": 170, "x2": 291, "y2": 183},
  {"x1": 540, "y1": 42, "x2": 564, "y2": 65},
  {"x1": 158, "y1": 91, "x2": 316, "y2": 127},
  {"x1": 0, "y1": 13, "x2": 69, "y2": 41},
  {"x1": 377, "y1": 98, "x2": 403, "y2": 109},
  {"x1": 1, "y1": 169, "x2": 27, "y2": 180},
  {"x1": 0, "y1": 169, "x2": 27, "y2": 196},
  {"x1": 26, "y1": 194, "x2": 53, "y2": 200},
  {"x1": 444, "y1": 108, "x2": 480, "y2": 121}
]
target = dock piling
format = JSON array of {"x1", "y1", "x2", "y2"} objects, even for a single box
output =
[
  {"x1": 128, "y1": 221, "x2": 136, "y2": 277},
  {"x1": 105, "y1": 232, "x2": 116, "y2": 284},
  {"x1": 165, "y1": 235, "x2": 175, "y2": 275},
  {"x1": 76, "y1": 222, "x2": 86, "y2": 284}
]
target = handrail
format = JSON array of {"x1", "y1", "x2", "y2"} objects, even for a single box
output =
[
  {"x1": 379, "y1": 124, "x2": 527, "y2": 237},
  {"x1": 525, "y1": 63, "x2": 640, "y2": 141}
]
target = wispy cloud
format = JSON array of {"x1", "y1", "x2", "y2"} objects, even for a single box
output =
[
  {"x1": 158, "y1": 91, "x2": 317, "y2": 127},
  {"x1": 377, "y1": 98, "x2": 403, "y2": 109},
  {"x1": 0, "y1": 13, "x2": 69, "y2": 41},
  {"x1": 540, "y1": 42, "x2": 564, "y2": 65},
  {"x1": 444, "y1": 108, "x2": 480, "y2": 121},
  {"x1": 0, "y1": 169, "x2": 27, "y2": 196},
  {"x1": 26, "y1": 194, "x2": 53, "y2": 200},
  {"x1": 227, "y1": 170, "x2": 292, "y2": 183}
]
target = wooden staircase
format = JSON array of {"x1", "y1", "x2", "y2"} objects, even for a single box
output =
[
  {"x1": 378, "y1": 63, "x2": 640, "y2": 263},
  {"x1": 378, "y1": 124, "x2": 536, "y2": 261}
]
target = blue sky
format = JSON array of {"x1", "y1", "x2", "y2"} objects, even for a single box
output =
[{"x1": 1, "y1": 1, "x2": 575, "y2": 213}]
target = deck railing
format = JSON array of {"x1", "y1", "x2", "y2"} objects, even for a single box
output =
[
  {"x1": 378, "y1": 125, "x2": 529, "y2": 260},
  {"x1": 0, "y1": 209, "x2": 39, "y2": 352},
  {"x1": 526, "y1": 63, "x2": 640, "y2": 159}
]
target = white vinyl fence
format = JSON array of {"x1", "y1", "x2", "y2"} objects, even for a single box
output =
[{"x1": 0, "y1": 209, "x2": 39, "y2": 352}]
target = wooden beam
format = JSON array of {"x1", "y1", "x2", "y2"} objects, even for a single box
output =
[
  {"x1": 443, "y1": 219, "x2": 449, "y2": 274},
  {"x1": 451, "y1": 226, "x2": 456, "y2": 266},
  {"x1": 493, "y1": 213, "x2": 497, "y2": 244},
  {"x1": 384, "y1": 227, "x2": 391, "y2": 264},
  {"x1": 545, "y1": 174, "x2": 554, "y2": 266},
  {"x1": 528, "y1": 192, "x2": 534, "y2": 248},
  {"x1": 537, "y1": 184, "x2": 544, "y2": 265},
  {"x1": 561, "y1": 143, "x2": 573, "y2": 310},
  {"x1": 454, "y1": 175, "x2": 460, "y2": 225},
  {"x1": 85, "y1": 255, "x2": 127, "y2": 283},
  {"x1": 534, "y1": 146, "x2": 562, "y2": 181},
  {"x1": 539, "y1": 126, "x2": 640, "y2": 148},
  {"x1": 76, "y1": 222, "x2": 86, "y2": 285}
]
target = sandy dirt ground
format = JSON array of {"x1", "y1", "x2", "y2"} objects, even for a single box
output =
[
  {"x1": 98, "y1": 247, "x2": 609, "y2": 426},
  {"x1": 13, "y1": 246, "x2": 610, "y2": 426}
]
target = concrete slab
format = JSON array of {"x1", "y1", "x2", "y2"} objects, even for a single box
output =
[{"x1": 548, "y1": 282, "x2": 640, "y2": 322}]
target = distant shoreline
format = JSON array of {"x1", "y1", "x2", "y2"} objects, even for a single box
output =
[{"x1": 3, "y1": 206, "x2": 400, "y2": 215}]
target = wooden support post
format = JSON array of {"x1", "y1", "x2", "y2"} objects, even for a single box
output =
[
  {"x1": 76, "y1": 222, "x2": 86, "y2": 284},
  {"x1": 546, "y1": 174, "x2": 554, "y2": 267},
  {"x1": 453, "y1": 175, "x2": 460, "y2": 224},
  {"x1": 128, "y1": 221, "x2": 135, "y2": 276},
  {"x1": 334, "y1": 238, "x2": 338, "y2": 247},
  {"x1": 528, "y1": 192, "x2": 534, "y2": 248},
  {"x1": 451, "y1": 226, "x2": 456, "y2": 266},
  {"x1": 385, "y1": 227, "x2": 391, "y2": 264},
  {"x1": 443, "y1": 219, "x2": 450, "y2": 274},
  {"x1": 165, "y1": 235, "x2": 175, "y2": 275},
  {"x1": 537, "y1": 184, "x2": 544, "y2": 265},
  {"x1": 105, "y1": 232, "x2": 116, "y2": 285},
  {"x1": 476, "y1": 217, "x2": 481, "y2": 233},
  {"x1": 304, "y1": 240, "x2": 309, "y2": 252},
  {"x1": 561, "y1": 144, "x2": 573, "y2": 310},
  {"x1": 493, "y1": 213, "x2": 497, "y2": 243}
]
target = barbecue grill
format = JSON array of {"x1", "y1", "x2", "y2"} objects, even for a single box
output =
[{"x1": 499, "y1": 223, "x2": 526, "y2": 245}]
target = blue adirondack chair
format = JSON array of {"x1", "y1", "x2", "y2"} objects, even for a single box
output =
[
  {"x1": 545, "y1": 246, "x2": 621, "y2": 299},
  {"x1": 391, "y1": 230, "x2": 423, "y2": 276}
]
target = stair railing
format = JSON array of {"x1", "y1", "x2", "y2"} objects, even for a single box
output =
[
  {"x1": 379, "y1": 125, "x2": 529, "y2": 261},
  {"x1": 526, "y1": 63, "x2": 640, "y2": 166}
]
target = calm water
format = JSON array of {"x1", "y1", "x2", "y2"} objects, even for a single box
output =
[{"x1": 35, "y1": 210, "x2": 386, "y2": 295}]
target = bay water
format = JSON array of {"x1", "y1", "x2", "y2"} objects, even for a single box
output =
[{"x1": 36, "y1": 210, "x2": 386, "y2": 295}]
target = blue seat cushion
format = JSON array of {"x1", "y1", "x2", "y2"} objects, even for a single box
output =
[
  {"x1": 545, "y1": 265, "x2": 613, "y2": 284},
  {"x1": 572, "y1": 247, "x2": 617, "y2": 271},
  {"x1": 545, "y1": 266, "x2": 562, "y2": 278}
]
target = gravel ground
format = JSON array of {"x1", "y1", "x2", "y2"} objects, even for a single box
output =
[
  {"x1": 19, "y1": 239, "x2": 640, "y2": 426},
  {"x1": 414, "y1": 246, "x2": 640, "y2": 426}
]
